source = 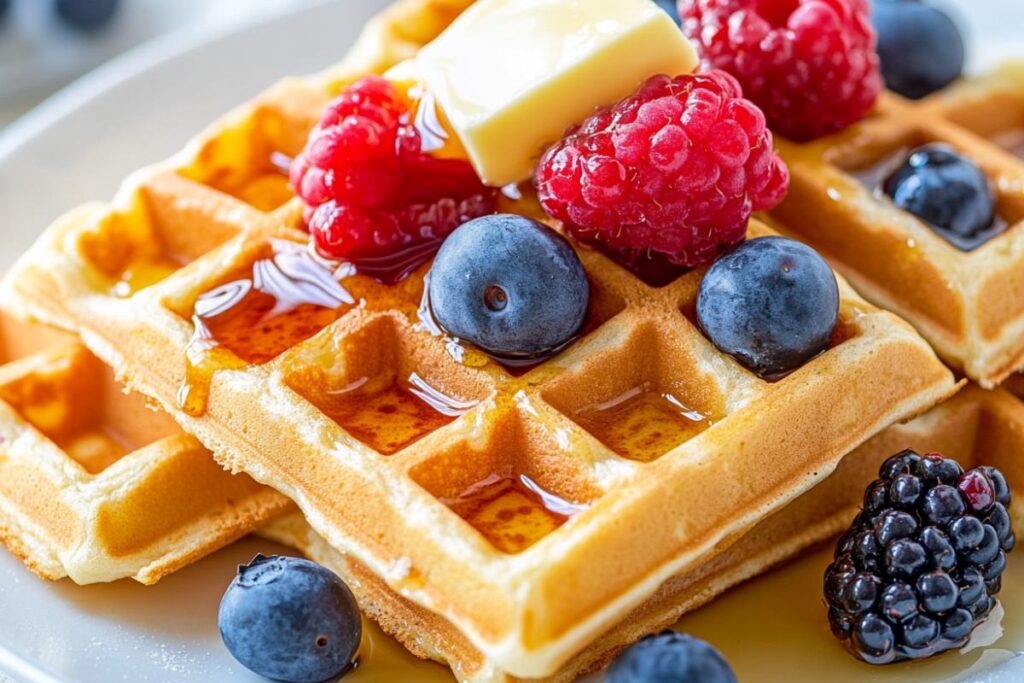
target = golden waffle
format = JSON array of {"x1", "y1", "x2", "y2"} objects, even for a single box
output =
[
  {"x1": 768, "y1": 61, "x2": 1024, "y2": 388},
  {"x1": 0, "y1": 0, "x2": 956, "y2": 676},
  {"x1": 260, "y1": 385, "x2": 1024, "y2": 682},
  {"x1": 0, "y1": 313, "x2": 290, "y2": 584}
]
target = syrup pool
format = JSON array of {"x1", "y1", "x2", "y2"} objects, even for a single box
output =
[
  {"x1": 572, "y1": 383, "x2": 717, "y2": 463},
  {"x1": 177, "y1": 239, "x2": 426, "y2": 417},
  {"x1": 301, "y1": 371, "x2": 476, "y2": 455},
  {"x1": 110, "y1": 255, "x2": 182, "y2": 298},
  {"x1": 441, "y1": 474, "x2": 587, "y2": 554}
]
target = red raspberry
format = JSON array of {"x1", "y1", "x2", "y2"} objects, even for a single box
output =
[
  {"x1": 679, "y1": 0, "x2": 882, "y2": 141},
  {"x1": 536, "y1": 71, "x2": 788, "y2": 269},
  {"x1": 291, "y1": 76, "x2": 496, "y2": 265}
]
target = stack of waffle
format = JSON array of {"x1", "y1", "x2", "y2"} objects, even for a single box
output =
[{"x1": 0, "y1": 1, "x2": 1022, "y2": 681}]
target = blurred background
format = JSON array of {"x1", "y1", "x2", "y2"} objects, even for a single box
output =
[
  {"x1": 0, "y1": 0, "x2": 323, "y2": 126},
  {"x1": 0, "y1": 0, "x2": 1014, "y2": 258},
  {"x1": 1, "y1": 0, "x2": 1013, "y2": 130}
]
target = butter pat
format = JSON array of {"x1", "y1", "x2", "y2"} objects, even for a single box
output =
[{"x1": 413, "y1": 0, "x2": 699, "y2": 186}]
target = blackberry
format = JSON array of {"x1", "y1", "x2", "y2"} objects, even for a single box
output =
[{"x1": 825, "y1": 450, "x2": 1014, "y2": 664}]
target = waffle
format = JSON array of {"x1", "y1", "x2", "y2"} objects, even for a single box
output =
[
  {"x1": 260, "y1": 384, "x2": 1024, "y2": 682},
  {"x1": 0, "y1": 0, "x2": 957, "y2": 676},
  {"x1": 0, "y1": 312, "x2": 291, "y2": 585},
  {"x1": 768, "y1": 61, "x2": 1024, "y2": 388}
]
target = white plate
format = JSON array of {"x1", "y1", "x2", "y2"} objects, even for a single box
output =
[{"x1": 0, "y1": 1, "x2": 1021, "y2": 681}]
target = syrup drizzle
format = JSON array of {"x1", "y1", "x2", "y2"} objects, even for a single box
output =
[
  {"x1": 402, "y1": 79, "x2": 466, "y2": 160},
  {"x1": 178, "y1": 240, "x2": 357, "y2": 417}
]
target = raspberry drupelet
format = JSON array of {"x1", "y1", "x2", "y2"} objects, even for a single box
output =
[
  {"x1": 679, "y1": 0, "x2": 882, "y2": 141},
  {"x1": 536, "y1": 70, "x2": 788, "y2": 270},
  {"x1": 291, "y1": 76, "x2": 497, "y2": 271}
]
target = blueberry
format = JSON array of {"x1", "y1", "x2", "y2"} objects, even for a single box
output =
[
  {"x1": 884, "y1": 144, "x2": 998, "y2": 250},
  {"x1": 55, "y1": 0, "x2": 118, "y2": 31},
  {"x1": 607, "y1": 631, "x2": 737, "y2": 683},
  {"x1": 653, "y1": 0, "x2": 682, "y2": 25},
  {"x1": 871, "y1": 0, "x2": 964, "y2": 99},
  {"x1": 428, "y1": 214, "x2": 589, "y2": 362},
  {"x1": 219, "y1": 555, "x2": 361, "y2": 683},
  {"x1": 696, "y1": 237, "x2": 839, "y2": 378}
]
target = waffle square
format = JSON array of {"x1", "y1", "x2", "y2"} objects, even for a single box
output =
[
  {"x1": 261, "y1": 384, "x2": 1024, "y2": 682},
  {"x1": 0, "y1": 0, "x2": 956, "y2": 675},
  {"x1": 0, "y1": 313, "x2": 290, "y2": 584},
  {"x1": 769, "y1": 61, "x2": 1024, "y2": 387}
]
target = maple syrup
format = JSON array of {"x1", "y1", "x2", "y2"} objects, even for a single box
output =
[
  {"x1": 110, "y1": 255, "x2": 182, "y2": 298},
  {"x1": 441, "y1": 474, "x2": 587, "y2": 553},
  {"x1": 848, "y1": 146, "x2": 1009, "y2": 251},
  {"x1": 346, "y1": 619, "x2": 451, "y2": 682},
  {"x1": 233, "y1": 173, "x2": 295, "y2": 212},
  {"x1": 395, "y1": 77, "x2": 468, "y2": 162},
  {"x1": 572, "y1": 383, "x2": 717, "y2": 462},
  {"x1": 178, "y1": 240, "x2": 352, "y2": 416},
  {"x1": 177, "y1": 240, "x2": 426, "y2": 417},
  {"x1": 299, "y1": 371, "x2": 476, "y2": 455},
  {"x1": 198, "y1": 149, "x2": 295, "y2": 212}
]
